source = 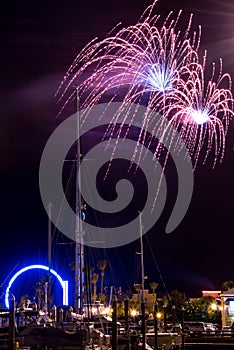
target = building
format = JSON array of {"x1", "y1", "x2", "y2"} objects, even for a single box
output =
[
  {"x1": 202, "y1": 290, "x2": 221, "y2": 299},
  {"x1": 220, "y1": 288, "x2": 234, "y2": 327},
  {"x1": 131, "y1": 289, "x2": 156, "y2": 311}
]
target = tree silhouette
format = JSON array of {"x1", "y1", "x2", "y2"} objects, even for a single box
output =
[
  {"x1": 222, "y1": 280, "x2": 234, "y2": 291},
  {"x1": 97, "y1": 260, "x2": 107, "y2": 295},
  {"x1": 91, "y1": 273, "x2": 99, "y2": 302},
  {"x1": 134, "y1": 284, "x2": 141, "y2": 308},
  {"x1": 150, "y1": 282, "x2": 158, "y2": 298}
]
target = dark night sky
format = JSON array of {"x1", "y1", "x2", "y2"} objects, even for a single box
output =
[{"x1": 1, "y1": 0, "x2": 234, "y2": 305}]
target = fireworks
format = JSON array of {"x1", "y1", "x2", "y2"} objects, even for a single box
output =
[
  {"x1": 161, "y1": 55, "x2": 233, "y2": 167},
  {"x1": 56, "y1": 0, "x2": 233, "y2": 168},
  {"x1": 43, "y1": 1, "x2": 234, "y2": 247}
]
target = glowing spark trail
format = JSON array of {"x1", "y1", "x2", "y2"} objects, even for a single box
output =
[
  {"x1": 55, "y1": 0, "x2": 234, "y2": 211},
  {"x1": 56, "y1": 2, "x2": 200, "y2": 116},
  {"x1": 161, "y1": 55, "x2": 233, "y2": 167},
  {"x1": 56, "y1": 1, "x2": 233, "y2": 168}
]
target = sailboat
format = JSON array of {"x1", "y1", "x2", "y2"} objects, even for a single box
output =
[{"x1": 136, "y1": 213, "x2": 183, "y2": 350}]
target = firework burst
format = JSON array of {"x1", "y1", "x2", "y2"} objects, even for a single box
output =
[
  {"x1": 162, "y1": 54, "x2": 234, "y2": 167},
  {"x1": 56, "y1": 0, "x2": 233, "y2": 169},
  {"x1": 56, "y1": 1, "x2": 199, "y2": 110}
]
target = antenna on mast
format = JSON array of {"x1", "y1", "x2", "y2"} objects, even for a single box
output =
[{"x1": 74, "y1": 86, "x2": 85, "y2": 314}]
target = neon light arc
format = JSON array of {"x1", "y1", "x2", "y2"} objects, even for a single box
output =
[{"x1": 5, "y1": 264, "x2": 68, "y2": 308}]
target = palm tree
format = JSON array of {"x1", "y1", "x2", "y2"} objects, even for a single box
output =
[
  {"x1": 20, "y1": 295, "x2": 30, "y2": 309},
  {"x1": 222, "y1": 280, "x2": 234, "y2": 291},
  {"x1": 134, "y1": 283, "x2": 141, "y2": 307},
  {"x1": 150, "y1": 282, "x2": 158, "y2": 298},
  {"x1": 91, "y1": 273, "x2": 99, "y2": 301},
  {"x1": 97, "y1": 260, "x2": 107, "y2": 295},
  {"x1": 35, "y1": 282, "x2": 42, "y2": 311}
]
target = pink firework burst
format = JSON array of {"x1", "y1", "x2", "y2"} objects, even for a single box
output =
[
  {"x1": 162, "y1": 54, "x2": 234, "y2": 167},
  {"x1": 56, "y1": 1, "x2": 200, "y2": 113},
  {"x1": 56, "y1": 0, "x2": 233, "y2": 169}
]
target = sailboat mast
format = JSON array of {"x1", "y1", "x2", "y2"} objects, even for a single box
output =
[
  {"x1": 47, "y1": 201, "x2": 52, "y2": 314},
  {"x1": 139, "y1": 212, "x2": 144, "y2": 302},
  {"x1": 48, "y1": 201, "x2": 52, "y2": 267},
  {"x1": 139, "y1": 212, "x2": 146, "y2": 350},
  {"x1": 75, "y1": 88, "x2": 85, "y2": 313}
]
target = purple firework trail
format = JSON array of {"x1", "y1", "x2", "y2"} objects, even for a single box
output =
[{"x1": 56, "y1": 0, "x2": 234, "y2": 173}]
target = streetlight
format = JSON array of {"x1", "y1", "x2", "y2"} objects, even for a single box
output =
[
  {"x1": 156, "y1": 312, "x2": 162, "y2": 319},
  {"x1": 211, "y1": 302, "x2": 218, "y2": 311},
  {"x1": 105, "y1": 307, "x2": 111, "y2": 316},
  {"x1": 131, "y1": 309, "x2": 137, "y2": 325}
]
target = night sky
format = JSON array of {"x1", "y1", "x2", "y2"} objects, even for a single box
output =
[{"x1": 1, "y1": 0, "x2": 234, "y2": 306}]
